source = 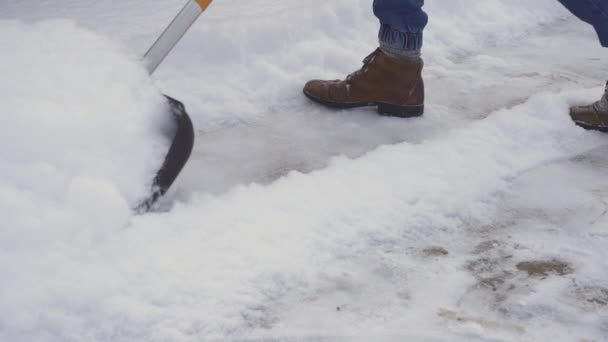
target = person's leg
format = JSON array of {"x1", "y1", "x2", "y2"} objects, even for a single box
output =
[
  {"x1": 559, "y1": 0, "x2": 608, "y2": 131},
  {"x1": 302, "y1": 0, "x2": 426, "y2": 118},
  {"x1": 374, "y1": 0, "x2": 428, "y2": 60},
  {"x1": 558, "y1": 0, "x2": 608, "y2": 47}
]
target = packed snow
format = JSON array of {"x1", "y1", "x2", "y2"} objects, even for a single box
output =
[{"x1": 1, "y1": 0, "x2": 607, "y2": 341}]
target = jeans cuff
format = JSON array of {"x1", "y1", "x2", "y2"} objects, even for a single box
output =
[{"x1": 378, "y1": 24, "x2": 423, "y2": 51}]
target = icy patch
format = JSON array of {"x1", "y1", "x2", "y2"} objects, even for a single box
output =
[
  {"x1": 0, "y1": 20, "x2": 170, "y2": 246},
  {"x1": 454, "y1": 147, "x2": 608, "y2": 342}
]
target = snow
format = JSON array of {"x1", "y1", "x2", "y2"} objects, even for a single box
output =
[
  {"x1": 1, "y1": 0, "x2": 608, "y2": 341},
  {"x1": 0, "y1": 20, "x2": 171, "y2": 245}
]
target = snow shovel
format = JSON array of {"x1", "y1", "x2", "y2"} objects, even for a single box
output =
[{"x1": 136, "y1": 0, "x2": 214, "y2": 212}]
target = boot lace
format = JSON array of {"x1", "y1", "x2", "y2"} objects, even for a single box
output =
[{"x1": 345, "y1": 48, "x2": 381, "y2": 84}]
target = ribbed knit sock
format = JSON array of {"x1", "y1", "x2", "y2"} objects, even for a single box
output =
[{"x1": 380, "y1": 43, "x2": 421, "y2": 61}]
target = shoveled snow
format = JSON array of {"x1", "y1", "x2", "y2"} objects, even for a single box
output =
[
  {"x1": 0, "y1": 20, "x2": 170, "y2": 246},
  {"x1": 1, "y1": 0, "x2": 608, "y2": 341}
]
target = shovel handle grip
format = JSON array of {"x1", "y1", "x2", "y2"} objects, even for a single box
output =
[
  {"x1": 195, "y1": 0, "x2": 213, "y2": 10},
  {"x1": 143, "y1": 0, "x2": 214, "y2": 74}
]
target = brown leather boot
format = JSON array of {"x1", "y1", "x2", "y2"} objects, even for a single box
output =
[
  {"x1": 303, "y1": 48, "x2": 424, "y2": 118},
  {"x1": 570, "y1": 82, "x2": 608, "y2": 132}
]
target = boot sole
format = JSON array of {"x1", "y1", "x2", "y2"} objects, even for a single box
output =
[
  {"x1": 303, "y1": 91, "x2": 424, "y2": 118},
  {"x1": 574, "y1": 120, "x2": 608, "y2": 133}
]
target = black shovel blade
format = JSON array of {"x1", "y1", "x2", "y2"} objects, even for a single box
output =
[{"x1": 137, "y1": 96, "x2": 195, "y2": 212}]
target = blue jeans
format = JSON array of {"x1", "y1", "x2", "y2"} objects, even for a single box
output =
[
  {"x1": 374, "y1": 0, "x2": 427, "y2": 51},
  {"x1": 374, "y1": 0, "x2": 608, "y2": 51},
  {"x1": 559, "y1": 0, "x2": 608, "y2": 47}
]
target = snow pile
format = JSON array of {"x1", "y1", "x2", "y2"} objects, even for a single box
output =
[{"x1": 0, "y1": 20, "x2": 169, "y2": 244}]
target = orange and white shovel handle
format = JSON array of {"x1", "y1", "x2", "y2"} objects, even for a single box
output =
[{"x1": 143, "y1": 0, "x2": 214, "y2": 74}]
